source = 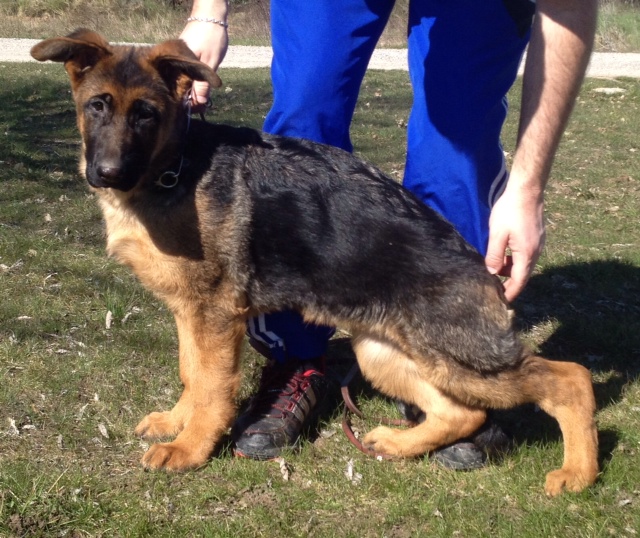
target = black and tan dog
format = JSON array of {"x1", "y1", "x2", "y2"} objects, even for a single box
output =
[{"x1": 31, "y1": 30, "x2": 598, "y2": 496}]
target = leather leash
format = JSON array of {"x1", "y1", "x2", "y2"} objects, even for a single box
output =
[{"x1": 340, "y1": 363, "x2": 416, "y2": 459}]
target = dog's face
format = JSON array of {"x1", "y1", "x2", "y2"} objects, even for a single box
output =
[{"x1": 31, "y1": 29, "x2": 221, "y2": 192}]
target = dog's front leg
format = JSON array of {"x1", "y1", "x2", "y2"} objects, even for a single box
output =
[{"x1": 135, "y1": 304, "x2": 245, "y2": 471}]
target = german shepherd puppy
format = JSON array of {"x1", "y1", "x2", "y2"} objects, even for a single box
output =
[{"x1": 31, "y1": 30, "x2": 598, "y2": 496}]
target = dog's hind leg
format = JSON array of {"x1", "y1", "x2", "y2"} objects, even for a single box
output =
[
  {"x1": 352, "y1": 335, "x2": 598, "y2": 495},
  {"x1": 352, "y1": 335, "x2": 486, "y2": 458},
  {"x1": 135, "y1": 304, "x2": 245, "y2": 471},
  {"x1": 498, "y1": 356, "x2": 599, "y2": 496},
  {"x1": 438, "y1": 354, "x2": 598, "y2": 496}
]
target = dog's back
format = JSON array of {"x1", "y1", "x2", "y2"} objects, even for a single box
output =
[{"x1": 182, "y1": 122, "x2": 523, "y2": 373}]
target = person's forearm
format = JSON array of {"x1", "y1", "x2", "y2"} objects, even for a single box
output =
[
  {"x1": 188, "y1": 0, "x2": 229, "y2": 21},
  {"x1": 509, "y1": 0, "x2": 597, "y2": 199}
]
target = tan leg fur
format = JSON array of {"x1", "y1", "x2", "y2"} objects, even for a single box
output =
[
  {"x1": 351, "y1": 333, "x2": 598, "y2": 496},
  {"x1": 135, "y1": 304, "x2": 245, "y2": 471}
]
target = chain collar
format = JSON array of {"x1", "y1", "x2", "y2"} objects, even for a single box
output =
[{"x1": 154, "y1": 89, "x2": 196, "y2": 189}]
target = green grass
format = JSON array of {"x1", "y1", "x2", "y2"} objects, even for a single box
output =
[
  {"x1": 597, "y1": 1, "x2": 640, "y2": 52},
  {"x1": 1, "y1": 62, "x2": 640, "y2": 537},
  {"x1": 0, "y1": 0, "x2": 640, "y2": 52}
]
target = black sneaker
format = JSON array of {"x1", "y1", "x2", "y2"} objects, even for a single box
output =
[
  {"x1": 395, "y1": 401, "x2": 512, "y2": 470},
  {"x1": 233, "y1": 360, "x2": 327, "y2": 460}
]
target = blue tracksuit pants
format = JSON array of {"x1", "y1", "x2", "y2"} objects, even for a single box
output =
[{"x1": 249, "y1": 0, "x2": 535, "y2": 362}]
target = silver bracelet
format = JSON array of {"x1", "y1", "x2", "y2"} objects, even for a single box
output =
[{"x1": 186, "y1": 16, "x2": 228, "y2": 28}]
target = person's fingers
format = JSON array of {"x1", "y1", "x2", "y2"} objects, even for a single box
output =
[
  {"x1": 497, "y1": 255, "x2": 513, "y2": 278},
  {"x1": 191, "y1": 80, "x2": 211, "y2": 106},
  {"x1": 485, "y1": 238, "x2": 506, "y2": 276},
  {"x1": 501, "y1": 256, "x2": 530, "y2": 302}
]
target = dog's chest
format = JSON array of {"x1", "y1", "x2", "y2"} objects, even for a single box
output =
[{"x1": 99, "y1": 198, "x2": 191, "y2": 300}]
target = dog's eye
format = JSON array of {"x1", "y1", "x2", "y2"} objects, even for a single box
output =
[
  {"x1": 87, "y1": 94, "x2": 111, "y2": 114},
  {"x1": 89, "y1": 99, "x2": 105, "y2": 113},
  {"x1": 138, "y1": 108, "x2": 155, "y2": 121},
  {"x1": 133, "y1": 102, "x2": 158, "y2": 124}
]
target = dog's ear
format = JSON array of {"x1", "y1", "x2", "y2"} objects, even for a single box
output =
[
  {"x1": 30, "y1": 28, "x2": 112, "y2": 87},
  {"x1": 148, "y1": 39, "x2": 222, "y2": 100}
]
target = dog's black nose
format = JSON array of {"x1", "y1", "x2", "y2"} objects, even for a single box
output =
[{"x1": 96, "y1": 165, "x2": 123, "y2": 183}]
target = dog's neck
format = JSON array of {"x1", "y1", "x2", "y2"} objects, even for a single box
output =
[{"x1": 153, "y1": 94, "x2": 196, "y2": 190}]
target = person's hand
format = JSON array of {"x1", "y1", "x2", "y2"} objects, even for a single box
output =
[
  {"x1": 180, "y1": 20, "x2": 228, "y2": 107},
  {"x1": 487, "y1": 0, "x2": 596, "y2": 302},
  {"x1": 485, "y1": 178, "x2": 546, "y2": 303}
]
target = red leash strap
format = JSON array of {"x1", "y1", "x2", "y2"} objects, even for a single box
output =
[{"x1": 340, "y1": 363, "x2": 416, "y2": 459}]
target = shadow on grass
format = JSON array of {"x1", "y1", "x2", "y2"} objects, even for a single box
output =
[
  {"x1": 0, "y1": 74, "x2": 77, "y2": 166},
  {"x1": 518, "y1": 259, "x2": 640, "y2": 375}
]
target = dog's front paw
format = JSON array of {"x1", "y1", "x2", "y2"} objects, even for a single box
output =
[
  {"x1": 141, "y1": 441, "x2": 208, "y2": 471},
  {"x1": 363, "y1": 426, "x2": 404, "y2": 457},
  {"x1": 135, "y1": 411, "x2": 182, "y2": 440},
  {"x1": 544, "y1": 467, "x2": 596, "y2": 497}
]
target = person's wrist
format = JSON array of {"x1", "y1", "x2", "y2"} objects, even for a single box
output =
[
  {"x1": 186, "y1": 16, "x2": 228, "y2": 28},
  {"x1": 504, "y1": 168, "x2": 546, "y2": 205},
  {"x1": 188, "y1": 1, "x2": 228, "y2": 23}
]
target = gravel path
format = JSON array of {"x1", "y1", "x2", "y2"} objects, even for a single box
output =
[{"x1": 3, "y1": 38, "x2": 640, "y2": 77}]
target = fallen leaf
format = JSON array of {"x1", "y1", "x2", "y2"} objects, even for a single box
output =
[
  {"x1": 275, "y1": 457, "x2": 290, "y2": 481},
  {"x1": 344, "y1": 459, "x2": 362, "y2": 484},
  {"x1": 8, "y1": 418, "x2": 19, "y2": 436},
  {"x1": 98, "y1": 423, "x2": 109, "y2": 439}
]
